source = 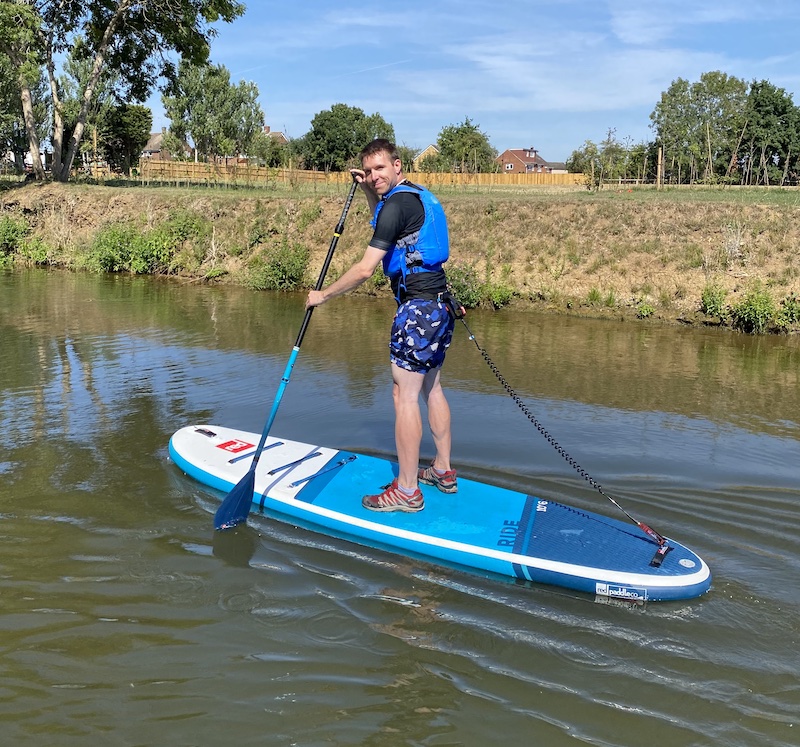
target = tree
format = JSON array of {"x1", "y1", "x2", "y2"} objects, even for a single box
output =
[
  {"x1": 395, "y1": 144, "x2": 417, "y2": 173},
  {"x1": 300, "y1": 104, "x2": 394, "y2": 171},
  {"x1": 248, "y1": 129, "x2": 290, "y2": 167},
  {"x1": 58, "y1": 39, "x2": 119, "y2": 171},
  {"x1": 435, "y1": 117, "x2": 497, "y2": 173},
  {"x1": 567, "y1": 132, "x2": 653, "y2": 187},
  {"x1": 651, "y1": 71, "x2": 747, "y2": 183},
  {"x1": 1, "y1": 51, "x2": 48, "y2": 172},
  {"x1": 0, "y1": 0, "x2": 244, "y2": 182},
  {"x1": 740, "y1": 80, "x2": 800, "y2": 185},
  {"x1": 162, "y1": 60, "x2": 264, "y2": 161},
  {"x1": 97, "y1": 103, "x2": 152, "y2": 174},
  {"x1": 0, "y1": 1, "x2": 46, "y2": 175}
]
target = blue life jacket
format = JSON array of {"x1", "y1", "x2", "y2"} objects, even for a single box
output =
[{"x1": 371, "y1": 182, "x2": 450, "y2": 286}]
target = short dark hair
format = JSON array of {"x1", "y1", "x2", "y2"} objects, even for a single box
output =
[{"x1": 359, "y1": 138, "x2": 400, "y2": 164}]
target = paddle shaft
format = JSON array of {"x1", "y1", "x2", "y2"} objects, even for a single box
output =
[
  {"x1": 249, "y1": 177, "x2": 359, "y2": 467},
  {"x1": 213, "y1": 178, "x2": 358, "y2": 529}
]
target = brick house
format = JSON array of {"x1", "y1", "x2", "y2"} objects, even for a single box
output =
[{"x1": 495, "y1": 146, "x2": 567, "y2": 174}]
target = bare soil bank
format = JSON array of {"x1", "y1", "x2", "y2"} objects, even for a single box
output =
[{"x1": 3, "y1": 180, "x2": 800, "y2": 330}]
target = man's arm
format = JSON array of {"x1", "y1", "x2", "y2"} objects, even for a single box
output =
[{"x1": 306, "y1": 245, "x2": 385, "y2": 307}]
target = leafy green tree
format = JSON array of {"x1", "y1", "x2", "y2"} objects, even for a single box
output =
[
  {"x1": 435, "y1": 117, "x2": 497, "y2": 173},
  {"x1": 162, "y1": 60, "x2": 264, "y2": 160},
  {"x1": 301, "y1": 104, "x2": 394, "y2": 171},
  {"x1": 417, "y1": 149, "x2": 445, "y2": 172},
  {"x1": 0, "y1": 1, "x2": 46, "y2": 175},
  {"x1": 0, "y1": 0, "x2": 244, "y2": 182},
  {"x1": 566, "y1": 140, "x2": 600, "y2": 182},
  {"x1": 651, "y1": 71, "x2": 747, "y2": 183},
  {"x1": 58, "y1": 40, "x2": 120, "y2": 169},
  {"x1": 97, "y1": 103, "x2": 152, "y2": 174},
  {"x1": 740, "y1": 80, "x2": 800, "y2": 185},
  {"x1": 396, "y1": 144, "x2": 417, "y2": 173},
  {"x1": 248, "y1": 129, "x2": 290, "y2": 167},
  {"x1": 568, "y1": 132, "x2": 653, "y2": 186}
]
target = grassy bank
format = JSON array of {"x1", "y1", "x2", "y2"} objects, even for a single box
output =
[{"x1": 2, "y1": 179, "x2": 799, "y2": 334}]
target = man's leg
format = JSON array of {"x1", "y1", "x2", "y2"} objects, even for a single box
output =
[
  {"x1": 391, "y1": 362, "x2": 426, "y2": 490},
  {"x1": 421, "y1": 367, "x2": 452, "y2": 472}
]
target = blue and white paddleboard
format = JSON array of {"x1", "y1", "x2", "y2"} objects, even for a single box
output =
[{"x1": 169, "y1": 425, "x2": 711, "y2": 602}]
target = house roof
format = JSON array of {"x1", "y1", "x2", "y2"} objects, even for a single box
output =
[
  {"x1": 142, "y1": 131, "x2": 164, "y2": 153},
  {"x1": 497, "y1": 148, "x2": 549, "y2": 167},
  {"x1": 415, "y1": 144, "x2": 439, "y2": 157}
]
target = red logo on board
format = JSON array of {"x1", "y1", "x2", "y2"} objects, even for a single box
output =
[{"x1": 216, "y1": 439, "x2": 254, "y2": 453}]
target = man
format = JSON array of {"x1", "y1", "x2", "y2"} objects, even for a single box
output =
[{"x1": 305, "y1": 138, "x2": 457, "y2": 512}]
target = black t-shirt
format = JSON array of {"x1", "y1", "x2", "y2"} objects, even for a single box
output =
[{"x1": 370, "y1": 188, "x2": 425, "y2": 252}]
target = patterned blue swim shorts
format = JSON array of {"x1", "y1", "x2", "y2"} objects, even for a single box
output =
[{"x1": 389, "y1": 298, "x2": 455, "y2": 373}]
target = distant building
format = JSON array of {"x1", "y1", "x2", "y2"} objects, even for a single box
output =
[
  {"x1": 495, "y1": 146, "x2": 567, "y2": 174},
  {"x1": 263, "y1": 125, "x2": 289, "y2": 145},
  {"x1": 412, "y1": 144, "x2": 439, "y2": 171},
  {"x1": 142, "y1": 129, "x2": 168, "y2": 160},
  {"x1": 141, "y1": 128, "x2": 193, "y2": 161}
]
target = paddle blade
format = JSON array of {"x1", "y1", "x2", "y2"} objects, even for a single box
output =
[{"x1": 214, "y1": 470, "x2": 257, "y2": 530}]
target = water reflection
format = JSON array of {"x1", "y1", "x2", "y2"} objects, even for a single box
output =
[{"x1": 1, "y1": 269, "x2": 798, "y2": 747}]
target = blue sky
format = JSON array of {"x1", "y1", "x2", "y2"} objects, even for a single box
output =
[{"x1": 149, "y1": 0, "x2": 800, "y2": 162}]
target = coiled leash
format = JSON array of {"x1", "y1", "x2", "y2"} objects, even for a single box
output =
[{"x1": 443, "y1": 291, "x2": 672, "y2": 567}]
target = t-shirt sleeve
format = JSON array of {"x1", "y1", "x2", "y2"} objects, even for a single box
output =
[{"x1": 370, "y1": 192, "x2": 425, "y2": 251}]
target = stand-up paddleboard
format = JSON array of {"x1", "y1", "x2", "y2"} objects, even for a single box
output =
[{"x1": 169, "y1": 424, "x2": 711, "y2": 602}]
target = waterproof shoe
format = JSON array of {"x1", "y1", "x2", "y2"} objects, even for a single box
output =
[
  {"x1": 418, "y1": 462, "x2": 458, "y2": 493},
  {"x1": 362, "y1": 479, "x2": 424, "y2": 513}
]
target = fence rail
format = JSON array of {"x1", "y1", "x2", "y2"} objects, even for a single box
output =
[{"x1": 137, "y1": 159, "x2": 586, "y2": 189}]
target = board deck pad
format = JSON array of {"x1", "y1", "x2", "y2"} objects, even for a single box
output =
[{"x1": 169, "y1": 425, "x2": 711, "y2": 602}]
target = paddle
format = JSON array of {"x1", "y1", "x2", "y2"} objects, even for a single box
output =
[{"x1": 214, "y1": 177, "x2": 359, "y2": 530}]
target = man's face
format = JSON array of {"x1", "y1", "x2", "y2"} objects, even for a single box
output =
[{"x1": 362, "y1": 151, "x2": 402, "y2": 196}]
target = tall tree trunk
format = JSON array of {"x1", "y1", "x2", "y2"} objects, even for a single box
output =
[
  {"x1": 1, "y1": 37, "x2": 45, "y2": 179},
  {"x1": 19, "y1": 77, "x2": 46, "y2": 179},
  {"x1": 45, "y1": 40, "x2": 65, "y2": 180}
]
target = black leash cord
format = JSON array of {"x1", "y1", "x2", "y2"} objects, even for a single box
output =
[{"x1": 457, "y1": 315, "x2": 670, "y2": 558}]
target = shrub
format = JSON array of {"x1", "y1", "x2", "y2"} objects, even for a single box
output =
[
  {"x1": 85, "y1": 211, "x2": 211, "y2": 275},
  {"x1": 776, "y1": 292, "x2": 800, "y2": 331},
  {"x1": 19, "y1": 237, "x2": 50, "y2": 265},
  {"x1": 701, "y1": 284, "x2": 728, "y2": 320},
  {"x1": 246, "y1": 239, "x2": 309, "y2": 291},
  {"x1": 730, "y1": 283, "x2": 776, "y2": 334},
  {"x1": 446, "y1": 262, "x2": 482, "y2": 308},
  {"x1": 0, "y1": 215, "x2": 29, "y2": 256},
  {"x1": 87, "y1": 223, "x2": 141, "y2": 272},
  {"x1": 484, "y1": 280, "x2": 514, "y2": 309},
  {"x1": 636, "y1": 301, "x2": 655, "y2": 318}
]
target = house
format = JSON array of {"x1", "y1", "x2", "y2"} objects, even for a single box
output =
[
  {"x1": 141, "y1": 129, "x2": 168, "y2": 160},
  {"x1": 141, "y1": 128, "x2": 192, "y2": 160},
  {"x1": 263, "y1": 125, "x2": 288, "y2": 145},
  {"x1": 412, "y1": 144, "x2": 439, "y2": 171},
  {"x1": 495, "y1": 146, "x2": 567, "y2": 174}
]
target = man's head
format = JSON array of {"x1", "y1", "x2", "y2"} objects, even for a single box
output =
[{"x1": 359, "y1": 138, "x2": 403, "y2": 197}]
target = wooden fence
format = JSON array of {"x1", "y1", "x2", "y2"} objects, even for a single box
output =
[{"x1": 138, "y1": 158, "x2": 586, "y2": 189}]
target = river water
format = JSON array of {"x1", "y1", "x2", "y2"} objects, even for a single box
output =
[{"x1": 1, "y1": 269, "x2": 798, "y2": 746}]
